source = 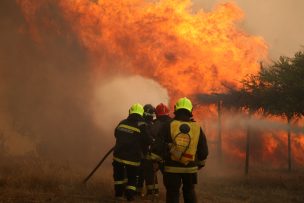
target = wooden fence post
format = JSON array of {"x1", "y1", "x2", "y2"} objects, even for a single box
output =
[
  {"x1": 287, "y1": 118, "x2": 291, "y2": 172},
  {"x1": 245, "y1": 113, "x2": 251, "y2": 175},
  {"x1": 217, "y1": 100, "x2": 222, "y2": 164}
]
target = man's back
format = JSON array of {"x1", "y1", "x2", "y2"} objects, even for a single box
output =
[{"x1": 114, "y1": 113, "x2": 151, "y2": 164}]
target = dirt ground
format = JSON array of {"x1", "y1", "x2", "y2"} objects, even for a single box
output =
[{"x1": 0, "y1": 159, "x2": 304, "y2": 203}]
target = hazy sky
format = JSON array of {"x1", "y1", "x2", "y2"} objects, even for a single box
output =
[{"x1": 193, "y1": 0, "x2": 304, "y2": 59}]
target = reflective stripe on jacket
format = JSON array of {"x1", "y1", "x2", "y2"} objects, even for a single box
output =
[
  {"x1": 113, "y1": 114, "x2": 152, "y2": 164},
  {"x1": 117, "y1": 124, "x2": 141, "y2": 133},
  {"x1": 164, "y1": 166, "x2": 198, "y2": 173},
  {"x1": 113, "y1": 156, "x2": 141, "y2": 166}
]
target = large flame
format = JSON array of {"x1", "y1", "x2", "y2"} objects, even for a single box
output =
[{"x1": 17, "y1": 0, "x2": 267, "y2": 100}]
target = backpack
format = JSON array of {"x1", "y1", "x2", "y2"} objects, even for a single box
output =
[{"x1": 169, "y1": 121, "x2": 200, "y2": 165}]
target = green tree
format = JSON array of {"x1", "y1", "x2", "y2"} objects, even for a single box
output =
[{"x1": 290, "y1": 51, "x2": 304, "y2": 116}]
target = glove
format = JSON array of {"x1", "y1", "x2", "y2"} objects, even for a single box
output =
[
  {"x1": 158, "y1": 161, "x2": 165, "y2": 173},
  {"x1": 152, "y1": 162, "x2": 159, "y2": 172},
  {"x1": 197, "y1": 160, "x2": 206, "y2": 170},
  {"x1": 198, "y1": 164, "x2": 205, "y2": 170}
]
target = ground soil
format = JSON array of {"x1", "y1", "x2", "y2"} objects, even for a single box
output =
[{"x1": 0, "y1": 160, "x2": 304, "y2": 203}]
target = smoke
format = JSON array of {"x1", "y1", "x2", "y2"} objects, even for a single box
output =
[
  {"x1": 193, "y1": 0, "x2": 304, "y2": 59},
  {"x1": 202, "y1": 110, "x2": 304, "y2": 168},
  {"x1": 0, "y1": 0, "x2": 94, "y2": 162},
  {"x1": 0, "y1": 0, "x2": 169, "y2": 165},
  {"x1": 92, "y1": 76, "x2": 168, "y2": 136},
  {"x1": 222, "y1": 113, "x2": 303, "y2": 133}
]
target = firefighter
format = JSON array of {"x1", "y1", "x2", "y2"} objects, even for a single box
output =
[
  {"x1": 113, "y1": 103, "x2": 152, "y2": 202},
  {"x1": 148, "y1": 103, "x2": 172, "y2": 195},
  {"x1": 152, "y1": 97, "x2": 208, "y2": 203},
  {"x1": 137, "y1": 104, "x2": 156, "y2": 197},
  {"x1": 151, "y1": 103, "x2": 172, "y2": 165}
]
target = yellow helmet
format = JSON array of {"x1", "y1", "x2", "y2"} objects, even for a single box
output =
[
  {"x1": 129, "y1": 103, "x2": 144, "y2": 116},
  {"x1": 174, "y1": 97, "x2": 193, "y2": 113}
]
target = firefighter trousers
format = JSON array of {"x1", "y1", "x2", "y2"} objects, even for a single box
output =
[
  {"x1": 137, "y1": 159, "x2": 159, "y2": 195},
  {"x1": 112, "y1": 160, "x2": 139, "y2": 200},
  {"x1": 163, "y1": 172, "x2": 197, "y2": 203}
]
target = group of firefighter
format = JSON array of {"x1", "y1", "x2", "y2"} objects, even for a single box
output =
[{"x1": 112, "y1": 97, "x2": 209, "y2": 203}]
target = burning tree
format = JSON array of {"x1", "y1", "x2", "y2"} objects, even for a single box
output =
[{"x1": 196, "y1": 51, "x2": 304, "y2": 174}]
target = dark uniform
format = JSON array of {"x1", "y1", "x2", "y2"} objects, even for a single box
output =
[
  {"x1": 152, "y1": 108, "x2": 208, "y2": 203},
  {"x1": 137, "y1": 104, "x2": 157, "y2": 197},
  {"x1": 113, "y1": 113, "x2": 152, "y2": 201},
  {"x1": 149, "y1": 114, "x2": 172, "y2": 194}
]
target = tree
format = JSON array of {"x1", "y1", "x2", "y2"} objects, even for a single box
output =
[
  {"x1": 196, "y1": 51, "x2": 304, "y2": 173},
  {"x1": 242, "y1": 51, "x2": 304, "y2": 171},
  {"x1": 290, "y1": 52, "x2": 304, "y2": 116}
]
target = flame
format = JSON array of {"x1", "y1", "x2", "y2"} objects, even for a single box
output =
[
  {"x1": 16, "y1": 0, "x2": 43, "y2": 43},
  {"x1": 17, "y1": 0, "x2": 267, "y2": 100},
  {"x1": 294, "y1": 136, "x2": 304, "y2": 164}
]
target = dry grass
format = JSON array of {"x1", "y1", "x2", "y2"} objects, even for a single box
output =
[
  {"x1": 0, "y1": 158, "x2": 304, "y2": 202},
  {"x1": 198, "y1": 168, "x2": 304, "y2": 203}
]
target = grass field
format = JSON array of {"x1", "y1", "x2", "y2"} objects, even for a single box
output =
[{"x1": 0, "y1": 158, "x2": 304, "y2": 203}]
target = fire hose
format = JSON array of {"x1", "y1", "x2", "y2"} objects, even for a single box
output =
[{"x1": 83, "y1": 146, "x2": 114, "y2": 184}]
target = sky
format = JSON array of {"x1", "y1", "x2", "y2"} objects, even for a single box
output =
[{"x1": 193, "y1": 0, "x2": 304, "y2": 59}]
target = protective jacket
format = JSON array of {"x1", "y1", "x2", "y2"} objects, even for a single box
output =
[
  {"x1": 152, "y1": 115, "x2": 172, "y2": 140},
  {"x1": 151, "y1": 113, "x2": 208, "y2": 173},
  {"x1": 143, "y1": 117, "x2": 154, "y2": 157},
  {"x1": 150, "y1": 115, "x2": 172, "y2": 160},
  {"x1": 113, "y1": 114, "x2": 152, "y2": 166},
  {"x1": 140, "y1": 115, "x2": 172, "y2": 195},
  {"x1": 136, "y1": 116, "x2": 155, "y2": 196}
]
